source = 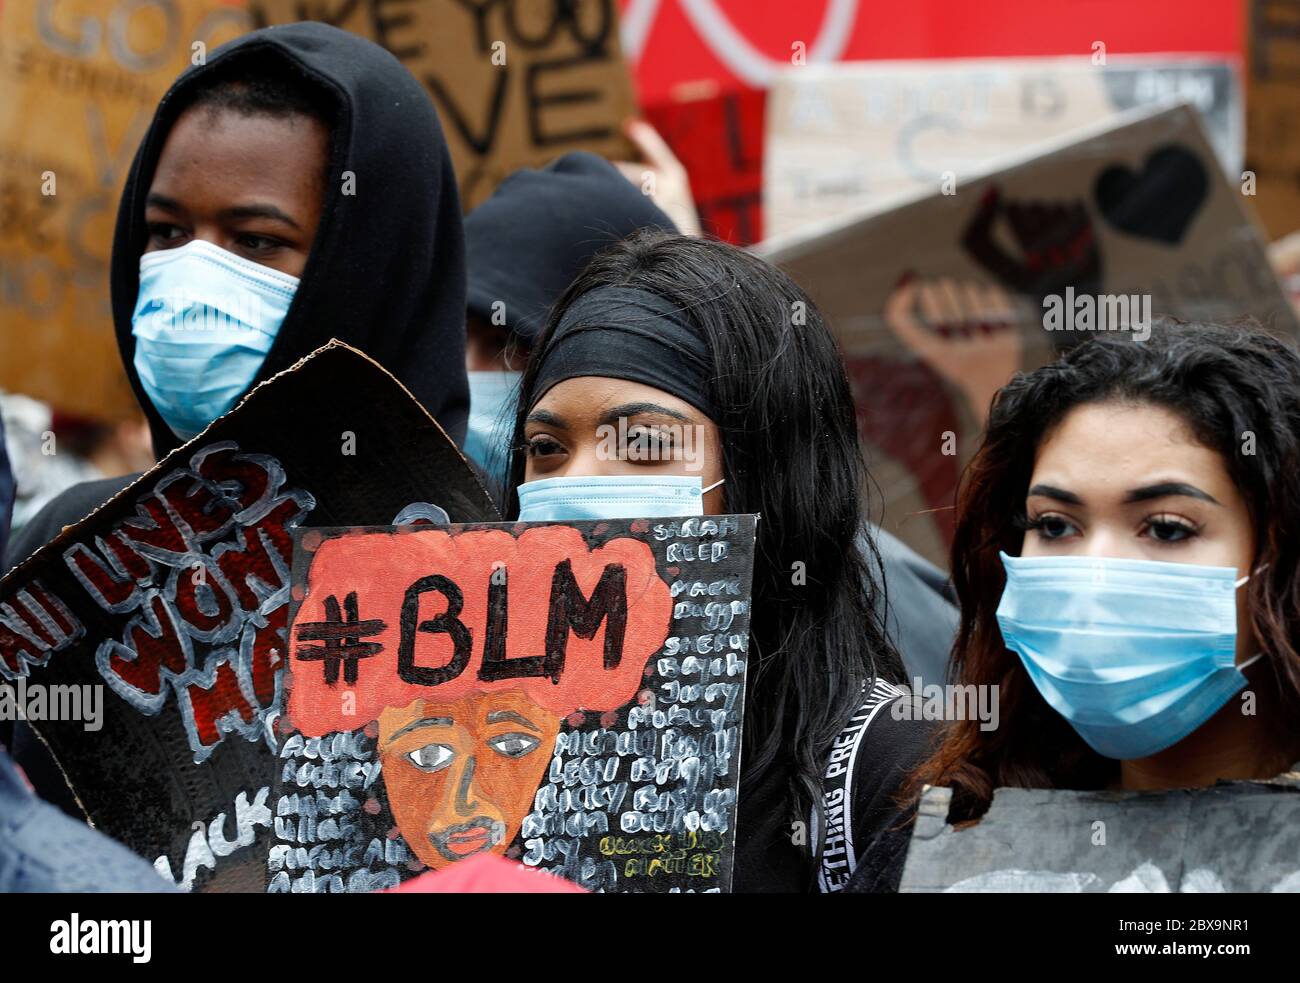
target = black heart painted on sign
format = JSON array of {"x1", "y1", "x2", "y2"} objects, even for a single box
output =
[{"x1": 1093, "y1": 144, "x2": 1209, "y2": 245}]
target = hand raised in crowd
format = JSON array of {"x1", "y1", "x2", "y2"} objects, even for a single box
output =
[
  {"x1": 613, "y1": 119, "x2": 703, "y2": 237},
  {"x1": 883, "y1": 272, "x2": 1024, "y2": 426}
]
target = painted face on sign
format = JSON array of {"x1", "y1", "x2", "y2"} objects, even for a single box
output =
[{"x1": 379, "y1": 691, "x2": 563, "y2": 869}]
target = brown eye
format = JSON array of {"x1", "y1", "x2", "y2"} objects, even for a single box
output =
[
  {"x1": 146, "y1": 222, "x2": 187, "y2": 247},
  {"x1": 526, "y1": 435, "x2": 565, "y2": 458},
  {"x1": 1030, "y1": 514, "x2": 1077, "y2": 540},
  {"x1": 1143, "y1": 517, "x2": 1197, "y2": 543}
]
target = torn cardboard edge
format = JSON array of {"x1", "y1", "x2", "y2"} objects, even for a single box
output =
[{"x1": 1, "y1": 339, "x2": 499, "y2": 582}]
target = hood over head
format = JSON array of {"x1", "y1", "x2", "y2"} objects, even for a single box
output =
[
  {"x1": 464, "y1": 152, "x2": 676, "y2": 345},
  {"x1": 111, "y1": 22, "x2": 468, "y2": 457}
]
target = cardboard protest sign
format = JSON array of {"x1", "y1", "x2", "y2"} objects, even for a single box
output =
[
  {"x1": 273, "y1": 514, "x2": 757, "y2": 893},
  {"x1": 900, "y1": 776, "x2": 1300, "y2": 892},
  {"x1": 758, "y1": 103, "x2": 1296, "y2": 567},
  {"x1": 0, "y1": 341, "x2": 498, "y2": 892},
  {"x1": 1245, "y1": 0, "x2": 1300, "y2": 240},
  {"x1": 765, "y1": 56, "x2": 1243, "y2": 240},
  {"x1": 250, "y1": 0, "x2": 637, "y2": 210},
  {"x1": 0, "y1": 0, "x2": 253, "y2": 420}
]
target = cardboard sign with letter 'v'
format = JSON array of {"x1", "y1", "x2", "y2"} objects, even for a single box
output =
[{"x1": 0, "y1": 341, "x2": 498, "y2": 892}]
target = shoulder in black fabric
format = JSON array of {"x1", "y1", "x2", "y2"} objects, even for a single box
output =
[{"x1": 109, "y1": 22, "x2": 469, "y2": 458}]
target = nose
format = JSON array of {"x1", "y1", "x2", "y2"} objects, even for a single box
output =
[
  {"x1": 453, "y1": 754, "x2": 479, "y2": 815},
  {"x1": 1079, "y1": 526, "x2": 1129, "y2": 559},
  {"x1": 553, "y1": 443, "x2": 616, "y2": 480}
]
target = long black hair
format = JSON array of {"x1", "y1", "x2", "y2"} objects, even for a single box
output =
[
  {"x1": 504, "y1": 231, "x2": 904, "y2": 866},
  {"x1": 909, "y1": 318, "x2": 1300, "y2": 820}
]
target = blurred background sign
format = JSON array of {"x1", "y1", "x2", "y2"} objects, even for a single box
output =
[
  {"x1": 619, "y1": 0, "x2": 1244, "y2": 244},
  {"x1": 0, "y1": 0, "x2": 251, "y2": 422},
  {"x1": 250, "y1": 0, "x2": 638, "y2": 210},
  {"x1": 759, "y1": 104, "x2": 1294, "y2": 565},
  {"x1": 763, "y1": 56, "x2": 1243, "y2": 240},
  {"x1": 1245, "y1": 0, "x2": 1300, "y2": 240}
]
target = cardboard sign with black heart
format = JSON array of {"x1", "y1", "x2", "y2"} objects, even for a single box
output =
[
  {"x1": 764, "y1": 55, "x2": 1243, "y2": 240},
  {"x1": 758, "y1": 102, "x2": 1295, "y2": 568},
  {"x1": 0, "y1": 341, "x2": 499, "y2": 892}
]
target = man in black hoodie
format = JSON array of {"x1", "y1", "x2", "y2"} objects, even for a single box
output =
[
  {"x1": 8, "y1": 22, "x2": 467, "y2": 564},
  {"x1": 4, "y1": 22, "x2": 469, "y2": 808}
]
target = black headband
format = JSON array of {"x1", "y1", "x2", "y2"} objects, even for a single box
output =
[{"x1": 529, "y1": 286, "x2": 717, "y2": 419}]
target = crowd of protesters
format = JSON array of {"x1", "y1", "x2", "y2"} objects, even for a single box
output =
[{"x1": 2, "y1": 22, "x2": 1297, "y2": 894}]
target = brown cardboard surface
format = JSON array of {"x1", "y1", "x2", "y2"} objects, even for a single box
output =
[
  {"x1": 765, "y1": 55, "x2": 1243, "y2": 240},
  {"x1": 759, "y1": 103, "x2": 1295, "y2": 567},
  {"x1": 0, "y1": 0, "x2": 252, "y2": 420},
  {"x1": 252, "y1": 0, "x2": 638, "y2": 210}
]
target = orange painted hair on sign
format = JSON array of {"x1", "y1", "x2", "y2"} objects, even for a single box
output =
[{"x1": 287, "y1": 526, "x2": 673, "y2": 735}]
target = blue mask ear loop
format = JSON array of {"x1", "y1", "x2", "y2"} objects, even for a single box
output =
[
  {"x1": 1234, "y1": 566, "x2": 1267, "y2": 672},
  {"x1": 702, "y1": 479, "x2": 725, "y2": 495}
]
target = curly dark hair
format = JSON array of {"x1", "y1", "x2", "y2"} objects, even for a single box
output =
[{"x1": 907, "y1": 318, "x2": 1300, "y2": 821}]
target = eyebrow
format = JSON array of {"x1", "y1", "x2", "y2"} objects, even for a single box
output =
[
  {"x1": 145, "y1": 192, "x2": 184, "y2": 213},
  {"x1": 144, "y1": 193, "x2": 301, "y2": 230},
  {"x1": 1122, "y1": 482, "x2": 1221, "y2": 505},
  {"x1": 486, "y1": 710, "x2": 540, "y2": 733},
  {"x1": 597, "y1": 402, "x2": 693, "y2": 426},
  {"x1": 219, "y1": 203, "x2": 302, "y2": 229},
  {"x1": 1026, "y1": 484, "x2": 1083, "y2": 506},
  {"x1": 386, "y1": 715, "x2": 453, "y2": 744},
  {"x1": 525, "y1": 408, "x2": 566, "y2": 429},
  {"x1": 1027, "y1": 482, "x2": 1222, "y2": 507}
]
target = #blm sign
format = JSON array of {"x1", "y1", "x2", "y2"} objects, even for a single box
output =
[
  {"x1": 274, "y1": 515, "x2": 757, "y2": 893},
  {"x1": 765, "y1": 55, "x2": 1243, "y2": 240},
  {"x1": 250, "y1": 0, "x2": 637, "y2": 210},
  {"x1": 0, "y1": 0, "x2": 252, "y2": 420},
  {"x1": 758, "y1": 103, "x2": 1296, "y2": 568},
  {"x1": 0, "y1": 341, "x2": 498, "y2": 892},
  {"x1": 900, "y1": 776, "x2": 1300, "y2": 892},
  {"x1": 1245, "y1": 0, "x2": 1300, "y2": 240}
]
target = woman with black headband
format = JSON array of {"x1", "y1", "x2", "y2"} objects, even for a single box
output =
[{"x1": 502, "y1": 231, "x2": 934, "y2": 892}]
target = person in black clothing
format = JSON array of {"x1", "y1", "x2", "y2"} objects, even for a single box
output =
[
  {"x1": 3, "y1": 22, "x2": 469, "y2": 809},
  {"x1": 501, "y1": 231, "x2": 934, "y2": 891},
  {"x1": 460, "y1": 154, "x2": 959, "y2": 686},
  {"x1": 460, "y1": 151, "x2": 678, "y2": 491}
]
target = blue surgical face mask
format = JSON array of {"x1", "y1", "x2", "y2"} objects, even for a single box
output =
[
  {"x1": 996, "y1": 551, "x2": 1263, "y2": 760},
  {"x1": 516, "y1": 474, "x2": 723, "y2": 522},
  {"x1": 464, "y1": 370, "x2": 520, "y2": 478},
  {"x1": 131, "y1": 239, "x2": 299, "y2": 440}
]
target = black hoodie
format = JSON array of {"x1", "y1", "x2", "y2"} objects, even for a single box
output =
[
  {"x1": 4, "y1": 24, "x2": 471, "y2": 808},
  {"x1": 8, "y1": 22, "x2": 468, "y2": 567},
  {"x1": 118, "y1": 21, "x2": 469, "y2": 456}
]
